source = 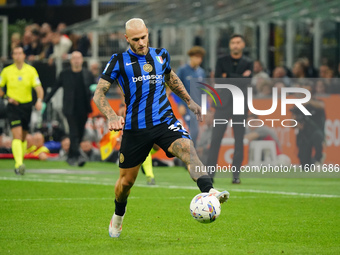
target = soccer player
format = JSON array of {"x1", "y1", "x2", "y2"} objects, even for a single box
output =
[
  {"x1": 93, "y1": 18, "x2": 229, "y2": 238},
  {"x1": 0, "y1": 46, "x2": 44, "y2": 175}
]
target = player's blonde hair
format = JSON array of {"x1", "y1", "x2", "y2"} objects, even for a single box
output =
[{"x1": 125, "y1": 18, "x2": 146, "y2": 31}]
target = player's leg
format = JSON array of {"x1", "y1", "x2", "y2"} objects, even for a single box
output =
[
  {"x1": 109, "y1": 165, "x2": 140, "y2": 238},
  {"x1": 7, "y1": 103, "x2": 25, "y2": 174},
  {"x1": 167, "y1": 137, "x2": 229, "y2": 204},
  {"x1": 155, "y1": 119, "x2": 229, "y2": 203},
  {"x1": 141, "y1": 152, "x2": 155, "y2": 185},
  {"x1": 109, "y1": 129, "x2": 153, "y2": 238},
  {"x1": 11, "y1": 126, "x2": 25, "y2": 174},
  {"x1": 21, "y1": 130, "x2": 28, "y2": 162}
]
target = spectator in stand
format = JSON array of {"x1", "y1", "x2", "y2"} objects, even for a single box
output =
[
  {"x1": 0, "y1": 135, "x2": 12, "y2": 153},
  {"x1": 251, "y1": 60, "x2": 269, "y2": 89},
  {"x1": 273, "y1": 81, "x2": 285, "y2": 95},
  {"x1": 89, "y1": 59, "x2": 101, "y2": 83},
  {"x1": 300, "y1": 57, "x2": 318, "y2": 78},
  {"x1": 9, "y1": 33, "x2": 22, "y2": 58},
  {"x1": 176, "y1": 46, "x2": 206, "y2": 146},
  {"x1": 315, "y1": 80, "x2": 328, "y2": 96},
  {"x1": 272, "y1": 66, "x2": 291, "y2": 86},
  {"x1": 48, "y1": 31, "x2": 72, "y2": 66},
  {"x1": 22, "y1": 30, "x2": 32, "y2": 56},
  {"x1": 292, "y1": 60, "x2": 307, "y2": 79},
  {"x1": 30, "y1": 132, "x2": 49, "y2": 160},
  {"x1": 80, "y1": 138, "x2": 101, "y2": 162},
  {"x1": 58, "y1": 136, "x2": 70, "y2": 161},
  {"x1": 319, "y1": 64, "x2": 339, "y2": 93},
  {"x1": 256, "y1": 79, "x2": 273, "y2": 98},
  {"x1": 26, "y1": 29, "x2": 43, "y2": 62},
  {"x1": 25, "y1": 133, "x2": 36, "y2": 154},
  {"x1": 39, "y1": 31, "x2": 53, "y2": 60},
  {"x1": 40, "y1": 23, "x2": 53, "y2": 36},
  {"x1": 57, "y1": 23, "x2": 67, "y2": 33}
]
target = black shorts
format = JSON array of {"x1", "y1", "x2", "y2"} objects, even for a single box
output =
[
  {"x1": 119, "y1": 117, "x2": 191, "y2": 168},
  {"x1": 6, "y1": 102, "x2": 32, "y2": 130}
]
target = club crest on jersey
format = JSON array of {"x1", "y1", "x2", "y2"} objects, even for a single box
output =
[
  {"x1": 119, "y1": 153, "x2": 124, "y2": 163},
  {"x1": 156, "y1": 56, "x2": 164, "y2": 64},
  {"x1": 143, "y1": 63, "x2": 153, "y2": 72}
]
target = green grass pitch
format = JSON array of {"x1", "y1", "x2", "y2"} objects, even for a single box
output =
[{"x1": 0, "y1": 159, "x2": 339, "y2": 254}]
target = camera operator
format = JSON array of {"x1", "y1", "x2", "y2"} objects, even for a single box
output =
[{"x1": 291, "y1": 80, "x2": 325, "y2": 168}]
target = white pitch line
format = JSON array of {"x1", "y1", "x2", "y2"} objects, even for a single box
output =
[{"x1": 0, "y1": 176, "x2": 339, "y2": 198}]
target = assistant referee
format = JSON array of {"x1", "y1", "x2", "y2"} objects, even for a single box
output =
[{"x1": 0, "y1": 46, "x2": 44, "y2": 175}]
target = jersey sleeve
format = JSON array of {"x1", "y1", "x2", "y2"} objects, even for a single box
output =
[
  {"x1": 101, "y1": 54, "x2": 120, "y2": 84},
  {"x1": 31, "y1": 67, "x2": 42, "y2": 88},
  {"x1": 164, "y1": 49, "x2": 172, "y2": 74},
  {"x1": 0, "y1": 68, "x2": 7, "y2": 88}
]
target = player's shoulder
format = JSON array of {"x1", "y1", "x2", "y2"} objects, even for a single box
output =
[
  {"x1": 107, "y1": 52, "x2": 125, "y2": 65},
  {"x1": 151, "y1": 47, "x2": 169, "y2": 55},
  {"x1": 1, "y1": 63, "x2": 15, "y2": 73}
]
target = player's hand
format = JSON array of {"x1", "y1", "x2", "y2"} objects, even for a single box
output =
[
  {"x1": 35, "y1": 100, "x2": 42, "y2": 111},
  {"x1": 8, "y1": 97, "x2": 19, "y2": 105},
  {"x1": 108, "y1": 115, "x2": 125, "y2": 131},
  {"x1": 242, "y1": 70, "x2": 252, "y2": 77},
  {"x1": 188, "y1": 100, "x2": 202, "y2": 122}
]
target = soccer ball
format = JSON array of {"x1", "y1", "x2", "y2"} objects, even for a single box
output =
[{"x1": 190, "y1": 193, "x2": 221, "y2": 223}]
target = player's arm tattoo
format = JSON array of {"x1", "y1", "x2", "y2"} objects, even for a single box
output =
[
  {"x1": 165, "y1": 70, "x2": 191, "y2": 105},
  {"x1": 93, "y1": 78, "x2": 118, "y2": 121}
]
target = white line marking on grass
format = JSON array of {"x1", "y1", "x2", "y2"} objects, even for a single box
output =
[
  {"x1": 0, "y1": 196, "x2": 257, "y2": 202},
  {"x1": 0, "y1": 197, "x2": 113, "y2": 202},
  {"x1": 1, "y1": 177, "x2": 339, "y2": 198}
]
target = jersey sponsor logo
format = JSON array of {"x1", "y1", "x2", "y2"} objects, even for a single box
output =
[
  {"x1": 143, "y1": 63, "x2": 153, "y2": 72},
  {"x1": 132, "y1": 74, "x2": 163, "y2": 84},
  {"x1": 11, "y1": 120, "x2": 21, "y2": 125},
  {"x1": 126, "y1": 62, "x2": 137, "y2": 66},
  {"x1": 18, "y1": 76, "x2": 22, "y2": 81},
  {"x1": 36, "y1": 77, "x2": 41, "y2": 85},
  {"x1": 156, "y1": 56, "x2": 164, "y2": 64}
]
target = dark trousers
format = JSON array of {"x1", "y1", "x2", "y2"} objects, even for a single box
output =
[
  {"x1": 207, "y1": 99, "x2": 247, "y2": 179},
  {"x1": 297, "y1": 128, "x2": 323, "y2": 167},
  {"x1": 65, "y1": 113, "x2": 88, "y2": 159}
]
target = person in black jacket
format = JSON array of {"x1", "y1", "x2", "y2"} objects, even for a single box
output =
[
  {"x1": 207, "y1": 34, "x2": 253, "y2": 184},
  {"x1": 44, "y1": 51, "x2": 94, "y2": 166}
]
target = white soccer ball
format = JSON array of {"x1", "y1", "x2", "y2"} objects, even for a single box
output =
[{"x1": 190, "y1": 193, "x2": 221, "y2": 223}]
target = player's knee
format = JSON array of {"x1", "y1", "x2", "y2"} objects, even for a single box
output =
[{"x1": 120, "y1": 176, "x2": 135, "y2": 189}]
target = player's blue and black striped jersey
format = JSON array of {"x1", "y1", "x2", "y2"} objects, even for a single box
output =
[{"x1": 101, "y1": 47, "x2": 174, "y2": 130}]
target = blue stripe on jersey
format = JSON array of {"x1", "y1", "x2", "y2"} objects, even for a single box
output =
[
  {"x1": 122, "y1": 53, "x2": 136, "y2": 130},
  {"x1": 101, "y1": 47, "x2": 174, "y2": 130}
]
